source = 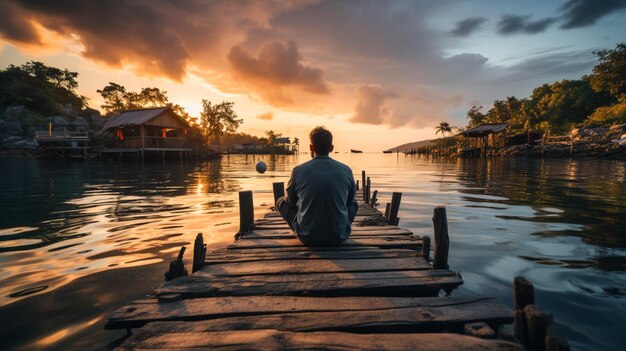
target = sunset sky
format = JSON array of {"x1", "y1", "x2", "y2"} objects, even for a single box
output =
[{"x1": 1, "y1": 0, "x2": 625, "y2": 151}]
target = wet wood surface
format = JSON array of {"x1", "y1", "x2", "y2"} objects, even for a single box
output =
[{"x1": 107, "y1": 192, "x2": 519, "y2": 350}]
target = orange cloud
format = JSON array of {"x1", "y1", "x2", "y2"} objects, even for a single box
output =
[
  {"x1": 256, "y1": 112, "x2": 273, "y2": 120},
  {"x1": 228, "y1": 41, "x2": 329, "y2": 106}
]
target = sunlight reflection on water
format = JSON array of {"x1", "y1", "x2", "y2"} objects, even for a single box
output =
[{"x1": 0, "y1": 154, "x2": 624, "y2": 350}]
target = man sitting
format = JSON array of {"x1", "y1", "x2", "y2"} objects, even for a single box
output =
[{"x1": 276, "y1": 126, "x2": 358, "y2": 246}]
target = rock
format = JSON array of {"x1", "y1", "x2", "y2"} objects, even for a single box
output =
[
  {"x1": 45, "y1": 116, "x2": 70, "y2": 126},
  {"x1": 26, "y1": 127, "x2": 36, "y2": 139},
  {"x1": 609, "y1": 124, "x2": 626, "y2": 133},
  {"x1": 0, "y1": 120, "x2": 23, "y2": 136},
  {"x1": 4, "y1": 105, "x2": 27, "y2": 118},
  {"x1": 12, "y1": 139, "x2": 38, "y2": 149},
  {"x1": 73, "y1": 116, "x2": 88, "y2": 126}
]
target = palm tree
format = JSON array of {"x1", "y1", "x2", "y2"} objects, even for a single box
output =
[
  {"x1": 435, "y1": 122, "x2": 452, "y2": 137},
  {"x1": 292, "y1": 137, "x2": 300, "y2": 153}
]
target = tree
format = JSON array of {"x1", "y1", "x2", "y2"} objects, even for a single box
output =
[
  {"x1": 292, "y1": 137, "x2": 300, "y2": 153},
  {"x1": 466, "y1": 105, "x2": 485, "y2": 127},
  {"x1": 435, "y1": 122, "x2": 452, "y2": 137},
  {"x1": 97, "y1": 83, "x2": 182, "y2": 114},
  {"x1": 199, "y1": 100, "x2": 243, "y2": 146},
  {"x1": 589, "y1": 42, "x2": 626, "y2": 102}
]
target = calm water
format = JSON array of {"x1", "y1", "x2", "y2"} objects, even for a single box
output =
[{"x1": 0, "y1": 154, "x2": 624, "y2": 351}]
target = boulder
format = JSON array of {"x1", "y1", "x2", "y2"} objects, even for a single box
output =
[
  {"x1": 0, "y1": 120, "x2": 23, "y2": 136},
  {"x1": 609, "y1": 124, "x2": 626, "y2": 134},
  {"x1": 4, "y1": 105, "x2": 27, "y2": 118},
  {"x1": 12, "y1": 139, "x2": 38, "y2": 149}
]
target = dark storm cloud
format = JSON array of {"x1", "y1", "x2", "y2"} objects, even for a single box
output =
[
  {"x1": 450, "y1": 17, "x2": 487, "y2": 37},
  {"x1": 497, "y1": 14, "x2": 557, "y2": 35},
  {"x1": 0, "y1": 1, "x2": 41, "y2": 44},
  {"x1": 559, "y1": 0, "x2": 626, "y2": 29}
]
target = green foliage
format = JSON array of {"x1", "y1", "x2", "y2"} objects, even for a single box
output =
[
  {"x1": 199, "y1": 100, "x2": 243, "y2": 140},
  {"x1": 96, "y1": 83, "x2": 187, "y2": 117},
  {"x1": 465, "y1": 42, "x2": 626, "y2": 133},
  {"x1": 589, "y1": 43, "x2": 626, "y2": 102},
  {"x1": 0, "y1": 61, "x2": 86, "y2": 116},
  {"x1": 585, "y1": 102, "x2": 626, "y2": 126},
  {"x1": 435, "y1": 121, "x2": 452, "y2": 136}
]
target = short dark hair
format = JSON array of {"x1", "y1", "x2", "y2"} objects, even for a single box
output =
[{"x1": 309, "y1": 126, "x2": 333, "y2": 155}]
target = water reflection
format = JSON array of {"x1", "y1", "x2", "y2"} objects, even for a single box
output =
[{"x1": 0, "y1": 154, "x2": 624, "y2": 350}]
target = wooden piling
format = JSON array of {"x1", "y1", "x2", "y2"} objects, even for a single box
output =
[
  {"x1": 524, "y1": 305, "x2": 552, "y2": 351},
  {"x1": 272, "y1": 182, "x2": 285, "y2": 208},
  {"x1": 165, "y1": 246, "x2": 188, "y2": 281},
  {"x1": 513, "y1": 276, "x2": 534, "y2": 345},
  {"x1": 422, "y1": 235, "x2": 431, "y2": 261},
  {"x1": 192, "y1": 233, "x2": 206, "y2": 273},
  {"x1": 239, "y1": 191, "x2": 254, "y2": 233},
  {"x1": 361, "y1": 171, "x2": 366, "y2": 202},
  {"x1": 388, "y1": 192, "x2": 402, "y2": 225},
  {"x1": 384, "y1": 202, "x2": 391, "y2": 219},
  {"x1": 356, "y1": 180, "x2": 359, "y2": 191},
  {"x1": 370, "y1": 190, "x2": 378, "y2": 207},
  {"x1": 366, "y1": 177, "x2": 371, "y2": 205},
  {"x1": 432, "y1": 206, "x2": 449, "y2": 270}
]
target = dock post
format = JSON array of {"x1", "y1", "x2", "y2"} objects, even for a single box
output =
[
  {"x1": 165, "y1": 246, "x2": 188, "y2": 281},
  {"x1": 239, "y1": 191, "x2": 254, "y2": 233},
  {"x1": 370, "y1": 190, "x2": 378, "y2": 207},
  {"x1": 272, "y1": 182, "x2": 285, "y2": 208},
  {"x1": 361, "y1": 171, "x2": 366, "y2": 202},
  {"x1": 384, "y1": 203, "x2": 391, "y2": 219},
  {"x1": 422, "y1": 236, "x2": 431, "y2": 260},
  {"x1": 524, "y1": 305, "x2": 552, "y2": 351},
  {"x1": 388, "y1": 192, "x2": 402, "y2": 225},
  {"x1": 356, "y1": 180, "x2": 359, "y2": 191},
  {"x1": 366, "y1": 177, "x2": 371, "y2": 205},
  {"x1": 513, "y1": 276, "x2": 535, "y2": 346},
  {"x1": 432, "y1": 206, "x2": 449, "y2": 270},
  {"x1": 192, "y1": 233, "x2": 206, "y2": 273}
]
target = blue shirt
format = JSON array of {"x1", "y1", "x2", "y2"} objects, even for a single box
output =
[{"x1": 284, "y1": 155, "x2": 358, "y2": 245}]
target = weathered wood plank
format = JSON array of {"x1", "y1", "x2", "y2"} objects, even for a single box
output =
[
  {"x1": 114, "y1": 330, "x2": 523, "y2": 350},
  {"x1": 119, "y1": 299, "x2": 512, "y2": 335},
  {"x1": 154, "y1": 269, "x2": 461, "y2": 298},
  {"x1": 204, "y1": 248, "x2": 419, "y2": 264},
  {"x1": 242, "y1": 227, "x2": 413, "y2": 238},
  {"x1": 199, "y1": 257, "x2": 432, "y2": 276},
  {"x1": 107, "y1": 295, "x2": 504, "y2": 329},
  {"x1": 228, "y1": 237, "x2": 422, "y2": 250}
]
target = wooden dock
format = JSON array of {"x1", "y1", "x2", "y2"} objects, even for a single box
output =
[{"x1": 105, "y1": 175, "x2": 570, "y2": 350}]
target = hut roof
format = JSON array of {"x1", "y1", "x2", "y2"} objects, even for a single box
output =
[
  {"x1": 103, "y1": 107, "x2": 173, "y2": 130},
  {"x1": 275, "y1": 137, "x2": 291, "y2": 144},
  {"x1": 462, "y1": 123, "x2": 508, "y2": 137}
]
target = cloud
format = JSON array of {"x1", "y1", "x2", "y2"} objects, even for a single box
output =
[
  {"x1": 497, "y1": 14, "x2": 557, "y2": 35},
  {"x1": 350, "y1": 85, "x2": 399, "y2": 125},
  {"x1": 256, "y1": 112, "x2": 273, "y2": 120},
  {"x1": 559, "y1": 0, "x2": 626, "y2": 29},
  {"x1": 227, "y1": 41, "x2": 329, "y2": 105},
  {"x1": 450, "y1": 17, "x2": 487, "y2": 37}
]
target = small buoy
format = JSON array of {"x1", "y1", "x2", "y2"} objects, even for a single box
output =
[{"x1": 256, "y1": 161, "x2": 267, "y2": 173}]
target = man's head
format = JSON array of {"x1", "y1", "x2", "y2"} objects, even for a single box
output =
[{"x1": 309, "y1": 126, "x2": 334, "y2": 157}]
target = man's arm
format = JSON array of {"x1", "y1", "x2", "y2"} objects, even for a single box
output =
[
  {"x1": 347, "y1": 174, "x2": 358, "y2": 223},
  {"x1": 285, "y1": 167, "x2": 299, "y2": 208}
]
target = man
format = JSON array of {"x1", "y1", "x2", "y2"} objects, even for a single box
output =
[{"x1": 276, "y1": 126, "x2": 358, "y2": 246}]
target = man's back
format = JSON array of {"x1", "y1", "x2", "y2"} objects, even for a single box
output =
[{"x1": 285, "y1": 155, "x2": 357, "y2": 245}]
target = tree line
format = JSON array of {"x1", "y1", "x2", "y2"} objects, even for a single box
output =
[{"x1": 462, "y1": 42, "x2": 625, "y2": 135}]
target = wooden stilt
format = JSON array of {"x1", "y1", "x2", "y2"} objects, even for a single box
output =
[
  {"x1": 192, "y1": 233, "x2": 206, "y2": 273},
  {"x1": 366, "y1": 177, "x2": 371, "y2": 205},
  {"x1": 272, "y1": 182, "x2": 285, "y2": 208},
  {"x1": 432, "y1": 206, "x2": 449, "y2": 270},
  {"x1": 388, "y1": 192, "x2": 402, "y2": 225},
  {"x1": 422, "y1": 236, "x2": 431, "y2": 261},
  {"x1": 239, "y1": 191, "x2": 254, "y2": 234}
]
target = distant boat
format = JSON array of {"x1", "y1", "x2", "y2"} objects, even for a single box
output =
[
  {"x1": 350, "y1": 149, "x2": 363, "y2": 153},
  {"x1": 383, "y1": 150, "x2": 393, "y2": 153}
]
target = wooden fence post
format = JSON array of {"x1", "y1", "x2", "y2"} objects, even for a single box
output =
[
  {"x1": 272, "y1": 182, "x2": 285, "y2": 208},
  {"x1": 192, "y1": 233, "x2": 206, "y2": 273},
  {"x1": 388, "y1": 192, "x2": 402, "y2": 225},
  {"x1": 432, "y1": 206, "x2": 449, "y2": 270},
  {"x1": 422, "y1": 236, "x2": 431, "y2": 261},
  {"x1": 239, "y1": 191, "x2": 254, "y2": 233}
]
